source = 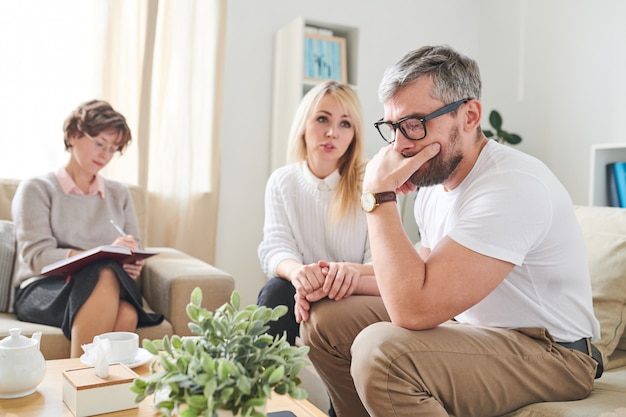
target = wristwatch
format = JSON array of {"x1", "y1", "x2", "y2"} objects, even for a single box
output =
[{"x1": 360, "y1": 191, "x2": 397, "y2": 212}]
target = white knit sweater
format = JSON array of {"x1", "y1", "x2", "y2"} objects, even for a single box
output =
[{"x1": 258, "y1": 162, "x2": 371, "y2": 278}]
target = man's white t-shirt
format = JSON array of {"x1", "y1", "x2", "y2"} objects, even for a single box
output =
[{"x1": 415, "y1": 140, "x2": 600, "y2": 343}]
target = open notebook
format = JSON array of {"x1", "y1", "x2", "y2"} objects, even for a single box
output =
[{"x1": 41, "y1": 245, "x2": 158, "y2": 276}]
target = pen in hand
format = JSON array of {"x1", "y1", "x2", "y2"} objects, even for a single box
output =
[
  {"x1": 110, "y1": 219, "x2": 127, "y2": 237},
  {"x1": 110, "y1": 219, "x2": 141, "y2": 251},
  {"x1": 111, "y1": 219, "x2": 142, "y2": 250}
]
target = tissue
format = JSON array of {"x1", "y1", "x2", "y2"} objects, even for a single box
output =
[{"x1": 81, "y1": 338, "x2": 111, "y2": 377}]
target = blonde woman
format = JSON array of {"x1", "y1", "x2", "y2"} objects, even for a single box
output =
[{"x1": 257, "y1": 81, "x2": 379, "y2": 345}]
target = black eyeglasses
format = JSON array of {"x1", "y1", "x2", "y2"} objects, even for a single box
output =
[{"x1": 374, "y1": 98, "x2": 472, "y2": 143}]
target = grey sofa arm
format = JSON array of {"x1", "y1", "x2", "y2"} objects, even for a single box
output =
[{"x1": 139, "y1": 247, "x2": 235, "y2": 336}]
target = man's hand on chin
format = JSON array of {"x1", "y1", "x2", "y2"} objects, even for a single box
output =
[{"x1": 364, "y1": 142, "x2": 440, "y2": 193}]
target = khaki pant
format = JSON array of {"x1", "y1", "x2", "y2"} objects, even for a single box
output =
[{"x1": 301, "y1": 296, "x2": 597, "y2": 417}]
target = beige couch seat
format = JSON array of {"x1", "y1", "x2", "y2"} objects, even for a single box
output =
[{"x1": 0, "y1": 178, "x2": 235, "y2": 360}]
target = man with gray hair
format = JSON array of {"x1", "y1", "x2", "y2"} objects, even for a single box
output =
[{"x1": 300, "y1": 45, "x2": 602, "y2": 417}]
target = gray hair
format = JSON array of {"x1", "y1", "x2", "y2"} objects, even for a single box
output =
[{"x1": 378, "y1": 45, "x2": 482, "y2": 105}]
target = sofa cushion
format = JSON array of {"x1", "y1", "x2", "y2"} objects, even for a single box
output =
[
  {"x1": 0, "y1": 179, "x2": 19, "y2": 221},
  {"x1": 620, "y1": 335, "x2": 626, "y2": 352},
  {"x1": 607, "y1": 349, "x2": 626, "y2": 370},
  {"x1": 0, "y1": 220, "x2": 15, "y2": 313},
  {"x1": 502, "y1": 367, "x2": 626, "y2": 417},
  {"x1": 574, "y1": 206, "x2": 626, "y2": 359}
]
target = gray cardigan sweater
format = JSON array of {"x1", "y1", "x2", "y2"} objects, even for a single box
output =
[{"x1": 11, "y1": 172, "x2": 141, "y2": 286}]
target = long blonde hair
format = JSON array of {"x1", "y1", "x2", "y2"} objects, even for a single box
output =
[{"x1": 286, "y1": 81, "x2": 364, "y2": 224}]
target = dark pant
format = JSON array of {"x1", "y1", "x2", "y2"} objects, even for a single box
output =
[{"x1": 256, "y1": 277, "x2": 298, "y2": 345}]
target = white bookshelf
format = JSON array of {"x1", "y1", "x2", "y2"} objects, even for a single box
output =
[
  {"x1": 589, "y1": 144, "x2": 626, "y2": 206},
  {"x1": 270, "y1": 17, "x2": 359, "y2": 171}
]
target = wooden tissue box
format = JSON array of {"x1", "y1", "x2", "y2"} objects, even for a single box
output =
[{"x1": 62, "y1": 364, "x2": 138, "y2": 417}]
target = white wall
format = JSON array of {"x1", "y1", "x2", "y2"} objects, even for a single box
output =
[
  {"x1": 215, "y1": 0, "x2": 626, "y2": 305},
  {"x1": 478, "y1": 0, "x2": 626, "y2": 206}
]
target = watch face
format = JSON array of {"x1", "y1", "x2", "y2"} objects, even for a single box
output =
[{"x1": 361, "y1": 192, "x2": 376, "y2": 212}]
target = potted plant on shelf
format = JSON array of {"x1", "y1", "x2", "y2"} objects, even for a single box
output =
[
  {"x1": 131, "y1": 288, "x2": 310, "y2": 417},
  {"x1": 483, "y1": 109, "x2": 522, "y2": 145}
]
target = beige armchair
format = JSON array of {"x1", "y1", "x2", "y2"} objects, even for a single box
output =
[{"x1": 0, "y1": 178, "x2": 235, "y2": 359}]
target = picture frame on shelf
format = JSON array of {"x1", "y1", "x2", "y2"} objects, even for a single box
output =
[{"x1": 304, "y1": 33, "x2": 347, "y2": 83}]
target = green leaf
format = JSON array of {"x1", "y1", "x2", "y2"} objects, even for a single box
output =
[
  {"x1": 132, "y1": 378, "x2": 147, "y2": 389},
  {"x1": 190, "y1": 286, "x2": 203, "y2": 307},
  {"x1": 508, "y1": 133, "x2": 522, "y2": 144},
  {"x1": 220, "y1": 387, "x2": 235, "y2": 403},
  {"x1": 236, "y1": 376, "x2": 252, "y2": 395},
  {"x1": 188, "y1": 323, "x2": 203, "y2": 335},
  {"x1": 246, "y1": 397, "x2": 266, "y2": 407},
  {"x1": 183, "y1": 337, "x2": 196, "y2": 354},
  {"x1": 203, "y1": 377, "x2": 217, "y2": 398},
  {"x1": 142, "y1": 339, "x2": 160, "y2": 355},
  {"x1": 230, "y1": 290, "x2": 241, "y2": 310},
  {"x1": 261, "y1": 365, "x2": 276, "y2": 380},
  {"x1": 218, "y1": 360, "x2": 233, "y2": 379},
  {"x1": 201, "y1": 354, "x2": 216, "y2": 373},
  {"x1": 186, "y1": 395, "x2": 207, "y2": 410},
  {"x1": 171, "y1": 335, "x2": 183, "y2": 349},
  {"x1": 162, "y1": 336, "x2": 173, "y2": 356},
  {"x1": 483, "y1": 129, "x2": 494, "y2": 138},
  {"x1": 186, "y1": 304, "x2": 200, "y2": 322},
  {"x1": 180, "y1": 409, "x2": 199, "y2": 417},
  {"x1": 268, "y1": 366, "x2": 285, "y2": 385},
  {"x1": 290, "y1": 386, "x2": 308, "y2": 400},
  {"x1": 270, "y1": 305, "x2": 288, "y2": 321},
  {"x1": 163, "y1": 374, "x2": 191, "y2": 384},
  {"x1": 273, "y1": 383, "x2": 288, "y2": 395},
  {"x1": 489, "y1": 110, "x2": 502, "y2": 130}
]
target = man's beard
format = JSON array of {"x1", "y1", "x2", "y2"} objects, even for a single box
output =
[{"x1": 409, "y1": 126, "x2": 463, "y2": 188}]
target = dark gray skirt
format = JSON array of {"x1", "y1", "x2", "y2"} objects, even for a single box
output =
[{"x1": 14, "y1": 259, "x2": 163, "y2": 339}]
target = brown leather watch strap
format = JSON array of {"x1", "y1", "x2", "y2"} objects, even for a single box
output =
[{"x1": 375, "y1": 191, "x2": 397, "y2": 205}]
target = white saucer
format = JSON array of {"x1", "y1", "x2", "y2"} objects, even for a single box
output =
[{"x1": 80, "y1": 347, "x2": 154, "y2": 369}]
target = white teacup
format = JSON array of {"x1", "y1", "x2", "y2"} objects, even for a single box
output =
[{"x1": 93, "y1": 332, "x2": 139, "y2": 364}]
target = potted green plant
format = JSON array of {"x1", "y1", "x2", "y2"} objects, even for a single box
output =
[
  {"x1": 483, "y1": 109, "x2": 522, "y2": 145},
  {"x1": 130, "y1": 288, "x2": 310, "y2": 417}
]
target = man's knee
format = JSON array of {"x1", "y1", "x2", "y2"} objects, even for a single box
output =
[{"x1": 351, "y1": 322, "x2": 390, "y2": 383}]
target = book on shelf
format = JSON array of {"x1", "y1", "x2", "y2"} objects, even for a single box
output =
[
  {"x1": 304, "y1": 25, "x2": 333, "y2": 37},
  {"x1": 41, "y1": 245, "x2": 159, "y2": 276},
  {"x1": 303, "y1": 35, "x2": 346, "y2": 82},
  {"x1": 606, "y1": 163, "x2": 621, "y2": 207},
  {"x1": 607, "y1": 162, "x2": 626, "y2": 208}
]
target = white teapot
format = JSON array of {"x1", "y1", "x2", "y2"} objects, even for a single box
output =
[{"x1": 0, "y1": 328, "x2": 46, "y2": 398}]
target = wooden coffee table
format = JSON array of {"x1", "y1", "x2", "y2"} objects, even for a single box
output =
[{"x1": 0, "y1": 358, "x2": 327, "y2": 416}]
